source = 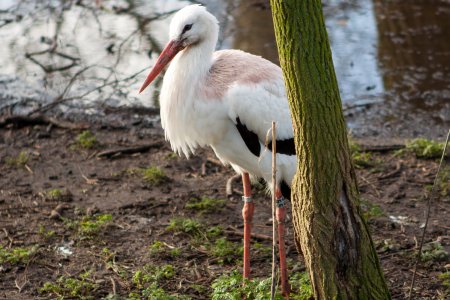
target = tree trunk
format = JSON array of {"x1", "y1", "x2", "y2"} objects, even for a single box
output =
[{"x1": 269, "y1": 1, "x2": 391, "y2": 299}]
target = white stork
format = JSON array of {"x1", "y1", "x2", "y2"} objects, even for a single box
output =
[{"x1": 139, "y1": 5, "x2": 295, "y2": 296}]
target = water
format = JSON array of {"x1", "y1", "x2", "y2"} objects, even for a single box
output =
[{"x1": 0, "y1": 0, "x2": 448, "y2": 138}]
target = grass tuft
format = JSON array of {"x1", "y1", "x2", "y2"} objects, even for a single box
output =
[
  {"x1": 128, "y1": 264, "x2": 184, "y2": 299},
  {"x1": 74, "y1": 130, "x2": 97, "y2": 149},
  {"x1": 39, "y1": 270, "x2": 97, "y2": 299},
  {"x1": 211, "y1": 270, "x2": 284, "y2": 299},
  {"x1": 44, "y1": 188, "x2": 72, "y2": 201},
  {"x1": 254, "y1": 242, "x2": 272, "y2": 257},
  {"x1": 289, "y1": 272, "x2": 314, "y2": 300},
  {"x1": 166, "y1": 218, "x2": 203, "y2": 237},
  {"x1": 46, "y1": 188, "x2": 63, "y2": 199},
  {"x1": 127, "y1": 166, "x2": 168, "y2": 185},
  {"x1": 186, "y1": 197, "x2": 226, "y2": 213},
  {"x1": 206, "y1": 226, "x2": 223, "y2": 239},
  {"x1": 63, "y1": 213, "x2": 113, "y2": 239},
  {"x1": 348, "y1": 138, "x2": 375, "y2": 168},
  {"x1": 0, "y1": 245, "x2": 38, "y2": 264},
  {"x1": 141, "y1": 166, "x2": 167, "y2": 185},
  {"x1": 211, "y1": 270, "x2": 313, "y2": 300},
  {"x1": 421, "y1": 241, "x2": 449, "y2": 262},
  {"x1": 5, "y1": 150, "x2": 29, "y2": 167},
  {"x1": 439, "y1": 271, "x2": 450, "y2": 296},
  {"x1": 360, "y1": 198, "x2": 384, "y2": 220},
  {"x1": 149, "y1": 240, "x2": 165, "y2": 255},
  {"x1": 405, "y1": 138, "x2": 445, "y2": 159},
  {"x1": 209, "y1": 238, "x2": 242, "y2": 264},
  {"x1": 38, "y1": 225, "x2": 55, "y2": 240},
  {"x1": 78, "y1": 214, "x2": 112, "y2": 237},
  {"x1": 148, "y1": 240, "x2": 181, "y2": 257}
]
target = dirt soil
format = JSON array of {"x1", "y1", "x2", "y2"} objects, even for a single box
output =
[{"x1": 0, "y1": 120, "x2": 449, "y2": 299}]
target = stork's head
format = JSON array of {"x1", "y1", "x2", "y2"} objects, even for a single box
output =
[
  {"x1": 139, "y1": 5, "x2": 219, "y2": 93},
  {"x1": 169, "y1": 5, "x2": 218, "y2": 49}
]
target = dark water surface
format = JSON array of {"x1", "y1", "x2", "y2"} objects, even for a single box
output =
[{"x1": 0, "y1": 0, "x2": 448, "y2": 138}]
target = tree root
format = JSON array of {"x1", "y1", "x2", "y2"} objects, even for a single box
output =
[
  {"x1": 96, "y1": 142, "x2": 164, "y2": 158},
  {"x1": 224, "y1": 227, "x2": 272, "y2": 241}
]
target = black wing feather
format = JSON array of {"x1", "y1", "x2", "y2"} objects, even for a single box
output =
[
  {"x1": 235, "y1": 117, "x2": 295, "y2": 157},
  {"x1": 235, "y1": 117, "x2": 261, "y2": 157},
  {"x1": 267, "y1": 139, "x2": 295, "y2": 156}
]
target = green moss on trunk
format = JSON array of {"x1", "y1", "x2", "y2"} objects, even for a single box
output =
[{"x1": 269, "y1": 1, "x2": 391, "y2": 298}]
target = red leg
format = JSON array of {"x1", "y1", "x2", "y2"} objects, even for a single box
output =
[
  {"x1": 276, "y1": 189, "x2": 290, "y2": 297},
  {"x1": 242, "y1": 172, "x2": 254, "y2": 280}
]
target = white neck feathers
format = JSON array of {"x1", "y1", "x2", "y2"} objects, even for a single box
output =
[{"x1": 159, "y1": 33, "x2": 218, "y2": 156}]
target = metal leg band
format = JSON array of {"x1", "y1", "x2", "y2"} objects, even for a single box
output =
[
  {"x1": 276, "y1": 196, "x2": 287, "y2": 208},
  {"x1": 242, "y1": 196, "x2": 253, "y2": 203}
]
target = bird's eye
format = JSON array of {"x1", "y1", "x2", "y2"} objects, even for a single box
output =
[{"x1": 182, "y1": 24, "x2": 193, "y2": 34}]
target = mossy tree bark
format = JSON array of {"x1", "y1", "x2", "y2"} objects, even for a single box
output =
[{"x1": 269, "y1": 1, "x2": 391, "y2": 299}]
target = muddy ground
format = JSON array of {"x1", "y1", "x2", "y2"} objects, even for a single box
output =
[{"x1": 0, "y1": 118, "x2": 449, "y2": 299}]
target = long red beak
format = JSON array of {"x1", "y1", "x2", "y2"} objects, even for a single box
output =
[{"x1": 139, "y1": 40, "x2": 185, "y2": 94}]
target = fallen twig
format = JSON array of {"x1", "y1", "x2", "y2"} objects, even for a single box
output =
[
  {"x1": 110, "y1": 277, "x2": 117, "y2": 295},
  {"x1": 96, "y1": 142, "x2": 163, "y2": 158},
  {"x1": 50, "y1": 204, "x2": 71, "y2": 220},
  {"x1": 24, "y1": 164, "x2": 33, "y2": 174},
  {"x1": 0, "y1": 115, "x2": 89, "y2": 130},
  {"x1": 224, "y1": 229, "x2": 272, "y2": 241},
  {"x1": 14, "y1": 276, "x2": 28, "y2": 293},
  {"x1": 359, "y1": 175, "x2": 381, "y2": 198},
  {"x1": 378, "y1": 161, "x2": 402, "y2": 180},
  {"x1": 358, "y1": 144, "x2": 405, "y2": 152}
]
